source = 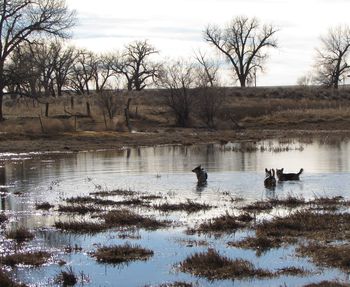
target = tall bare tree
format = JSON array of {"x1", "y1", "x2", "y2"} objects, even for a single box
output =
[
  {"x1": 314, "y1": 25, "x2": 350, "y2": 89},
  {"x1": 68, "y1": 49, "x2": 95, "y2": 95},
  {"x1": 92, "y1": 53, "x2": 117, "y2": 93},
  {"x1": 204, "y1": 16, "x2": 278, "y2": 87},
  {"x1": 159, "y1": 60, "x2": 196, "y2": 127},
  {"x1": 0, "y1": 0, "x2": 75, "y2": 120},
  {"x1": 112, "y1": 40, "x2": 161, "y2": 91}
]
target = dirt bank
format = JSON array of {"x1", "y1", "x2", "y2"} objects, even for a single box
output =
[{"x1": 1, "y1": 127, "x2": 350, "y2": 154}]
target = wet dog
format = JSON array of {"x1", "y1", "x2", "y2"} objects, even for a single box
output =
[
  {"x1": 192, "y1": 165, "x2": 208, "y2": 184},
  {"x1": 264, "y1": 168, "x2": 276, "y2": 188},
  {"x1": 276, "y1": 168, "x2": 303, "y2": 181}
]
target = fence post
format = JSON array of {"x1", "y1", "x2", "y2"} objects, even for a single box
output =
[{"x1": 45, "y1": 103, "x2": 49, "y2": 117}]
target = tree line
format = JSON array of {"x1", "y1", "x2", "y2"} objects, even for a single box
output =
[{"x1": 1, "y1": 0, "x2": 350, "y2": 124}]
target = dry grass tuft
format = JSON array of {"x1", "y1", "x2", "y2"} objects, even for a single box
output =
[
  {"x1": 0, "y1": 213, "x2": 7, "y2": 224},
  {"x1": 55, "y1": 220, "x2": 107, "y2": 234},
  {"x1": 58, "y1": 204, "x2": 102, "y2": 214},
  {"x1": 240, "y1": 201, "x2": 274, "y2": 213},
  {"x1": 228, "y1": 235, "x2": 284, "y2": 255},
  {"x1": 179, "y1": 249, "x2": 272, "y2": 280},
  {"x1": 154, "y1": 200, "x2": 211, "y2": 213},
  {"x1": 192, "y1": 213, "x2": 249, "y2": 234},
  {"x1": 303, "y1": 281, "x2": 350, "y2": 287},
  {"x1": 2, "y1": 251, "x2": 51, "y2": 267},
  {"x1": 144, "y1": 282, "x2": 195, "y2": 287},
  {"x1": 297, "y1": 243, "x2": 350, "y2": 271},
  {"x1": 55, "y1": 267, "x2": 78, "y2": 286},
  {"x1": 103, "y1": 209, "x2": 167, "y2": 230},
  {"x1": 256, "y1": 210, "x2": 350, "y2": 242},
  {"x1": 0, "y1": 269, "x2": 27, "y2": 287},
  {"x1": 35, "y1": 202, "x2": 54, "y2": 210},
  {"x1": 6, "y1": 227, "x2": 34, "y2": 244},
  {"x1": 92, "y1": 243, "x2": 153, "y2": 264}
]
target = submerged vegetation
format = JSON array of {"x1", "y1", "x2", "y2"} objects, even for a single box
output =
[
  {"x1": 92, "y1": 243, "x2": 154, "y2": 264},
  {"x1": 179, "y1": 249, "x2": 272, "y2": 280},
  {"x1": 2, "y1": 251, "x2": 51, "y2": 267}
]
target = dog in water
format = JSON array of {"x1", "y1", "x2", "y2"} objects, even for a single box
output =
[
  {"x1": 192, "y1": 165, "x2": 208, "y2": 185},
  {"x1": 264, "y1": 168, "x2": 276, "y2": 188},
  {"x1": 276, "y1": 168, "x2": 303, "y2": 181}
]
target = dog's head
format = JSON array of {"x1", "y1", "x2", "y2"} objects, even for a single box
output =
[
  {"x1": 276, "y1": 168, "x2": 284, "y2": 179},
  {"x1": 192, "y1": 165, "x2": 202, "y2": 174},
  {"x1": 265, "y1": 168, "x2": 275, "y2": 178}
]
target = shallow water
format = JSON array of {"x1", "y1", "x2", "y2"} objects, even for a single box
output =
[{"x1": 1, "y1": 139, "x2": 350, "y2": 286}]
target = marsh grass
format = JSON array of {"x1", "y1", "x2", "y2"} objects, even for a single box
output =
[
  {"x1": 89, "y1": 188, "x2": 136, "y2": 197},
  {"x1": 179, "y1": 249, "x2": 272, "y2": 280},
  {"x1": 35, "y1": 202, "x2": 54, "y2": 210},
  {"x1": 6, "y1": 227, "x2": 34, "y2": 244},
  {"x1": 0, "y1": 269, "x2": 27, "y2": 287},
  {"x1": 92, "y1": 243, "x2": 153, "y2": 264},
  {"x1": 0, "y1": 213, "x2": 7, "y2": 224},
  {"x1": 228, "y1": 235, "x2": 284, "y2": 255},
  {"x1": 55, "y1": 267, "x2": 78, "y2": 286},
  {"x1": 303, "y1": 281, "x2": 350, "y2": 287},
  {"x1": 297, "y1": 243, "x2": 350, "y2": 271},
  {"x1": 66, "y1": 196, "x2": 116, "y2": 206},
  {"x1": 256, "y1": 210, "x2": 350, "y2": 242},
  {"x1": 55, "y1": 220, "x2": 107, "y2": 234},
  {"x1": 240, "y1": 201, "x2": 274, "y2": 213},
  {"x1": 145, "y1": 282, "x2": 195, "y2": 287},
  {"x1": 103, "y1": 209, "x2": 167, "y2": 230},
  {"x1": 192, "y1": 213, "x2": 251, "y2": 234},
  {"x1": 2, "y1": 251, "x2": 51, "y2": 267},
  {"x1": 154, "y1": 200, "x2": 211, "y2": 213},
  {"x1": 58, "y1": 204, "x2": 102, "y2": 214},
  {"x1": 275, "y1": 266, "x2": 309, "y2": 276}
]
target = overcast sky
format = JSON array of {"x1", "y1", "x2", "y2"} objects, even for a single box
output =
[{"x1": 66, "y1": 0, "x2": 350, "y2": 86}]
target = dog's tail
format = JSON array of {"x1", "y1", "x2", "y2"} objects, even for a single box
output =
[{"x1": 298, "y1": 168, "x2": 304, "y2": 175}]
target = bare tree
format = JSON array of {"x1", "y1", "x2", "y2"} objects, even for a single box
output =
[
  {"x1": 159, "y1": 60, "x2": 196, "y2": 127},
  {"x1": 194, "y1": 50, "x2": 220, "y2": 87},
  {"x1": 68, "y1": 49, "x2": 95, "y2": 95},
  {"x1": 92, "y1": 53, "x2": 117, "y2": 93},
  {"x1": 112, "y1": 40, "x2": 161, "y2": 91},
  {"x1": 0, "y1": 0, "x2": 75, "y2": 120},
  {"x1": 204, "y1": 16, "x2": 277, "y2": 87},
  {"x1": 314, "y1": 25, "x2": 350, "y2": 89},
  {"x1": 97, "y1": 90, "x2": 121, "y2": 120}
]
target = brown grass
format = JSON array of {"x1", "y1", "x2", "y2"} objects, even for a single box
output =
[
  {"x1": 58, "y1": 204, "x2": 102, "y2": 214},
  {"x1": 297, "y1": 243, "x2": 350, "y2": 271},
  {"x1": 154, "y1": 200, "x2": 211, "y2": 213},
  {"x1": 256, "y1": 210, "x2": 350, "y2": 242},
  {"x1": 55, "y1": 267, "x2": 78, "y2": 286},
  {"x1": 2, "y1": 251, "x2": 51, "y2": 267},
  {"x1": 228, "y1": 235, "x2": 284, "y2": 255},
  {"x1": 6, "y1": 227, "x2": 34, "y2": 244},
  {"x1": 103, "y1": 209, "x2": 167, "y2": 230},
  {"x1": 144, "y1": 282, "x2": 194, "y2": 287},
  {"x1": 192, "y1": 213, "x2": 251, "y2": 234},
  {"x1": 240, "y1": 201, "x2": 274, "y2": 213},
  {"x1": 92, "y1": 243, "x2": 153, "y2": 264},
  {"x1": 0, "y1": 269, "x2": 27, "y2": 287},
  {"x1": 0, "y1": 213, "x2": 7, "y2": 224},
  {"x1": 179, "y1": 249, "x2": 272, "y2": 280},
  {"x1": 55, "y1": 220, "x2": 107, "y2": 234},
  {"x1": 303, "y1": 281, "x2": 350, "y2": 287},
  {"x1": 35, "y1": 202, "x2": 54, "y2": 210}
]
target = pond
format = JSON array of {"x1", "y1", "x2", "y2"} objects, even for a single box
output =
[{"x1": 1, "y1": 138, "x2": 350, "y2": 286}]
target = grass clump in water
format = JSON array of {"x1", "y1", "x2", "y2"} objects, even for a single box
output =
[
  {"x1": 2, "y1": 251, "x2": 51, "y2": 267},
  {"x1": 144, "y1": 282, "x2": 195, "y2": 287},
  {"x1": 0, "y1": 213, "x2": 7, "y2": 224},
  {"x1": 103, "y1": 209, "x2": 167, "y2": 230},
  {"x1": 228, "y1": 235, "x2": 283, "y2": 255},
  {"x1": 55, "y1": 267, "x2": 78, "y2": 286},
  {"x1": 35, "y1": 202, "x2": 54, "y2": 210},
  {"x1": 6, "y1": 227, "x2": 34, "y2": 244},
  {"x1": 55, "y1": 220, "x2": 107, "y2": 234},
  {"x1": 256, "y1": 210, "x2": 350, "y2": 242},
  {"x1": 0, "y1": 269, "x2": 27, "y2": 287},
  {"x1": 92, "y1": 243, "x2": 153, "y2": 264},
  {"x1": 240, "y1": 201, "x2": 274, "y2": 213},
  {"x1": 297, "y1": 243, "x2": 350, "y2": 271},
  {"x1": 303, "y1": 281, "x2": 350, "y2": 287},
  {"x1": 191, "y1": 213, "x2": 249, "y2": 234},
  {"x1": 179, "y1": 249, "x2": 272, "y2": 280},
  {"x1": 58, "y1": 204, "x2": 102, "y2": 214},
  {"x1": 154, "y1": 200, "x2": 211, "y2": 213}
]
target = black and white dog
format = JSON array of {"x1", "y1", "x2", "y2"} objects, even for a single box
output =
[{"x1": 276, "y1": 168, "x2": 303, "y2": 181}]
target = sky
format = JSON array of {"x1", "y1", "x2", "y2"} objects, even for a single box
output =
[{"x1": 66, "y1": 0, "x2": 350, "y2": 86}]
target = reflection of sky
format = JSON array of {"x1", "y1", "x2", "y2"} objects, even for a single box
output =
[
  {"x1": 66, "y1": 0, "x2": 350, "y2": 86},
  {"x1": 3, "y1": 141, "x2": 350, "y2": 286}
]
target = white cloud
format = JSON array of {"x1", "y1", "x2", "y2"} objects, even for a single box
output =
[{"x1": 66, "y1": 0, "x2": 350, "y2": 86}]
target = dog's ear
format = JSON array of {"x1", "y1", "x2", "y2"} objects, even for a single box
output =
[
  {"x1": 265, "y1": 168, "x2": 268, "y2": 173},
  {"x1": 281, "y1": 168, "x2": 284, "y2": 172},
  {"x1": 272, "y1": 169, "x2": 275, "y2": 177}
]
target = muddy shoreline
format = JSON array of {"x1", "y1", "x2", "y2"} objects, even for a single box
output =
[{"x1": 1, "y1": 128, "x2": 350, "y2": 154}]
